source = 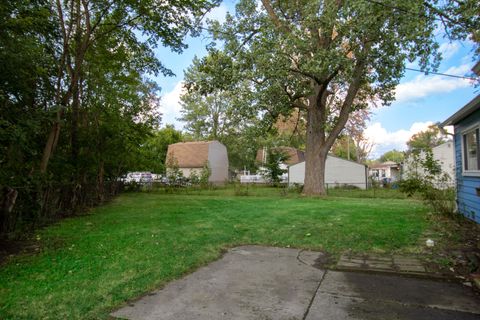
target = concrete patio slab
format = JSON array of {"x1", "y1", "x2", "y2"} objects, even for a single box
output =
[
  {"x1": 317, "y1": 271, "x2": 480, "y2": 314},
  {"x1": 111, "y1": 246, "x2": 325, "y2": 320},
  {"x1": 111, "y1": 246, "x2": 480, "y2": 320},
  {"x1": 306, "y1": 293, "x2": 480, "y2": 320}
]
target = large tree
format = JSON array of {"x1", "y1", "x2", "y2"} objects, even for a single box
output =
[
  {"x1": 180, "y1": 53, "x2": 264, "y2": 169},
  {"x1": 39, "y1": 0, "x2": 219, "y2": 173},
  {"x1": 197, "y1": 0, "x2": 478, "y2": 195},
  {"x1": 407, "y1": 124, "x2": 449, "y2": 154},
  {"x1": 0, "y1": 0, "x2": 220, "y2": 235}
]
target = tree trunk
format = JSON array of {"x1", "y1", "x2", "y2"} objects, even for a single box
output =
[
  {"x1": 303, "y1": 96, "x2": 328, "y2": 196},
  {"x1": 40, "y1": 109, "x2": 63, "y2": 173},
  {"x1": 71, "y1": 80, "x2": 80, "y2": 166},
  {"x1": 97, "y1": 161, "x2": 105, "y2": 203}
]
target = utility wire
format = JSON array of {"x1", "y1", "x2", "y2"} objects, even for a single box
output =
[{"x1": 405, "y1": 67, "x2": 478, "y2": 81}]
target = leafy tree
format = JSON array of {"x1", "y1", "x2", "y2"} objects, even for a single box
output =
[
  {"x1": 407, "y1": 125, "x2": 448, "y2": 154},
  {"x1": 379, "y1": 149, "x2": 405, "y2": 163},
  {"x1": 332, "y1": 108, "x2": 372, "y2": 163},
  {"x1": 180, "y1": 54, "x2": 264, "y2": 170},
  {"x1": 195, "y1": 0, "x2": 477, "y2": 195},
  {"x1": 0, "y1": 0, "x2": 220, "y2": 235},
  {"x1": 39, "y1": 0, "x2": 219, "y2": 173},
  {"x1": 138, "y1": 125, "x2": 183, "y2": 173},
  {"x1": 262, "y1": 148, "x2": 289, "y2": 185}
]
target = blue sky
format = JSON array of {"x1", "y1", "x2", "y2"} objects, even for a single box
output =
[{"x1": 153, "y1": 1, "x2": 479, "y2": 159}]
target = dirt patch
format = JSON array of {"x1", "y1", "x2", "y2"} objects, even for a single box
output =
[
  {"x1": 313, "y1": 252, "x2": 334, "y2": 269},
  {"x1": 422, "y1": 214, "x2": 480, "y2": 289},
  {"x1": 0, "y1": 238, "x2": 40, "y2": 265}
]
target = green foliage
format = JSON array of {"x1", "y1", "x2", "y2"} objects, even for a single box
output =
[
  {"x1": 199, "y1": 162, "x2": 212, "y2": 188},
  {"x1": 180, "y1": 56, "x2": 262, "y2": 170},
  {"x1": 165, "y1": 154, "x2": 184, "y2": 185},
  {"x1": 188, "y1": 0, "x2": 477, "y2": 194},
  {"x1": 399, "y1": 151, "x2": 455, "y2": 216},
  {"x1": 189, "y1": 170, "x2": 200, "y2": 185},
  {"x1": 379, "y1": 149, "x2": 405, "y2": 163},
  {"x1": 407, "y1": 125, "x2": 448, "y2": 154},
  {"x1": 0, "y1": 191, "x2": 429, "y2": 319},
  {"x1": 262, "y1": 148, "x2": 289, "y2": 185},
  {"x1": 138, "y1": 125, "x2": 183, "y2": 173},
  {"x1": 0, "y1": 0, "x2": 219, "y2": 236}
]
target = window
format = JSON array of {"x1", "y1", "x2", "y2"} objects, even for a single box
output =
[{"x1": 463, "y1": 127, "x2": 480, "y2": 172}]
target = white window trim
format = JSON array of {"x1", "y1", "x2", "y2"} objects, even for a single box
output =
[{"x1": 461, "y1": 123, "x2": 480, "y2": 177}]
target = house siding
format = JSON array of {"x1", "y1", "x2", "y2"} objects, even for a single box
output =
[
  {"x1": 288, "y1": 155, "x2": 367, "y2": 189},
  {"x1": 454, "y1": 107, "x2": 480, "y2": 223},
  {"x1": 207, "y1": 141, "x2": 229, "y2": 184}
]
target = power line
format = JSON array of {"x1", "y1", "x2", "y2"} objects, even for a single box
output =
[{"x1": 405, "y1": 67, "x2": 478, "y2": 81}]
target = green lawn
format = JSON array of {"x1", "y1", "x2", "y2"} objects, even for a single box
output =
[{"x1": 1, "y1": 188, "x2": 429, "y2": 319}]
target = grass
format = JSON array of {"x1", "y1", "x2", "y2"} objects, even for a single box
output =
[{"x1": 1, "y1": 187, "x2": 430, "y2": 319}]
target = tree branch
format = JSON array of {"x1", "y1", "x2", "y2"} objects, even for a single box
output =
[
  {"x1": 325, "y1": 43, "x2": 370, "y2": 148},
  {"x1": 261, "y1": 0, "x2": 291, "y2": 33}
]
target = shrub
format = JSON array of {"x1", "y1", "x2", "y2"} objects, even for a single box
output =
[
  {"x1": 199, "y1": 162, "x2": 211, "y2": 188},
  {"x1": 399, "y1": 150, "x2": 456, "y2": 217}
]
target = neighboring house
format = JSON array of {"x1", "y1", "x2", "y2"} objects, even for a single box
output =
[
  {"x1": 441, "y1": 82, "x2": 480, "y2": 223},
  {"x1": 432, "y1": 141, "x2": 456, "y2": 181},
  {"x1": 288, "y1": 155, "x2": 368, "y2": 189},
  {"x1": 369, "y1": 161, "x2": 401, "y2": 183},
  {"x1": 166, "y1": 141, "x2": 229, "y2": 184},
  {"x1": 403, "y1": 141, "x2": 456, "y2": 184}
]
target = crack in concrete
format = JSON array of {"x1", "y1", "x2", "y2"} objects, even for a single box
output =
[
  {"x1": 296, "y1": 249, "x2": 307, "y2": 266},
  {"x1": 302, "y1": 270, "x2": 328, "y2": 320}
]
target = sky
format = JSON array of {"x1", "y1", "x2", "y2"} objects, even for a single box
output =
[{"x1": 152, "y1": 1, "x2": 479, "y2": 159}]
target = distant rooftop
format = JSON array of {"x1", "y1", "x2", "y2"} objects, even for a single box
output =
[{"x1": 167, "y1": 141, "x2": 220, "y2": 168}]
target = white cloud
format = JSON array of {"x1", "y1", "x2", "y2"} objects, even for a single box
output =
[
  {"x1": 365, "y1": 121, "x2": 434, "y2": 158},
  {"x1": 394, "y1": 63, "x2": 472, "y2": 103},
  {"x1": 438, "y1": 42, "x2": 460, "y2": 60},
  {"x1": 160, "y1": 81, "x2": 185, "y2": 128}
]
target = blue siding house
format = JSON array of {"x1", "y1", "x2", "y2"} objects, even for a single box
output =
[{"x1": 441, "y1": 79, "x2": 480, "y2": 223}]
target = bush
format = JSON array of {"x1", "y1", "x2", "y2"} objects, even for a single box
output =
[{"x1": 399, "y1": 150, "x2": 456, "y2": 217}]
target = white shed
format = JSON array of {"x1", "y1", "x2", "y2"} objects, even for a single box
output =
[{"x1": 288, "y1": 155, "x2": 368, "y2": 189}]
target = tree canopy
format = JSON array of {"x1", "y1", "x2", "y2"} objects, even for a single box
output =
[
  {"x1": 379, "y1": 149, "x2": 405, "y2": 163},
  {"x1": 407, "y1": 125, "x2": 449, "y2": 154},
  {"x1": 0, "y1": 0, "x2": 219, "y2": 236},
  {"x1": 185, "y1": 0, "x2": 478, "y2": 195}
]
